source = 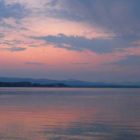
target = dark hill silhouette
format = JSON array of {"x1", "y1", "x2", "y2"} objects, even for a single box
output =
[{"x1": 0, "y1": 77, "x2": 139, "y2": 88}]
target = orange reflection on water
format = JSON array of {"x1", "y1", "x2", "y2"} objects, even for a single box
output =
[
  {"x1": 0, "y1": 105, "x2": 99, "y2": 140},
  {"x1": 0, "y1": 106, "x2": 99, "y2": 128},
  {"x1": 0, "y1": 88, "x2": 139, "y2": 140}
]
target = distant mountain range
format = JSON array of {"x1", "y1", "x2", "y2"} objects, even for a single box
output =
[{"x1": 0, "y1": 77, "x2": 140, "y2": 88}]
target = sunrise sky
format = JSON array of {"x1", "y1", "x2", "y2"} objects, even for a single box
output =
[{"x1": 0, "y1": 0, "x2": 140, "y2": 82}]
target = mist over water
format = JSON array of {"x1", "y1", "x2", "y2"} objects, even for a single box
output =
[{"x1": 0, "y1": 88, "x2": 139, "y2": 140}]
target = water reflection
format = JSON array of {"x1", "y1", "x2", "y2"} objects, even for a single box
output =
[{"x1": 0, "y1": 88, "x2": 139, "y2": 140}]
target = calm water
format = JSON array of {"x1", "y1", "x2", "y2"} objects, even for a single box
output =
[{"x1": 0, "y1": 88, "x2": 139, "y2": 140}]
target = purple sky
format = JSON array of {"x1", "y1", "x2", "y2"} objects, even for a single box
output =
[{"x1": 0, "y1": 0, "x2": 140, "y2": 82}]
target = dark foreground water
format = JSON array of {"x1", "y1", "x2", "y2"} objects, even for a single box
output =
[{"x1": 0, "y1": 88, "x2": 139, "y2": 140}]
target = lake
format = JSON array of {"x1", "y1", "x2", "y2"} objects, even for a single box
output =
[{"x1": 0, "y1": 88, "x2": 139, "y2": 140}]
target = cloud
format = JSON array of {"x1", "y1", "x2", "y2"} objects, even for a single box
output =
[
  {"x1": 4, "y1": 0, "x2": 140, "y2": 37},
  {"x1": 34, "y1": 34, "x2": 131, "y2": 53},
  {"x1": 1, "y1": 0, "x2": 117, "y2": 53},
  {"x1": 5, "y1": 0, "x2": 47, "y2": 9},
  {"x1": 3, "y1": 47, "x2": 26, "y2": 52},
  {"x1": 115, "y1": 55, "x2": 140, "y2": 66},
  {"x1": 0, "y1": 0, "x2": 27, "y2": 20},
  {"x1": 44, "y1": 0, "x2": 140, "y2": 36},
  {"x1": 0, "y1": 33, "x2": 4, "y2": 38}
]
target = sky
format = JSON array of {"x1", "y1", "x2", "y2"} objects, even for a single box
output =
[{"x1": 0, "y1": 0, "x2": 140, "y2": 82}]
